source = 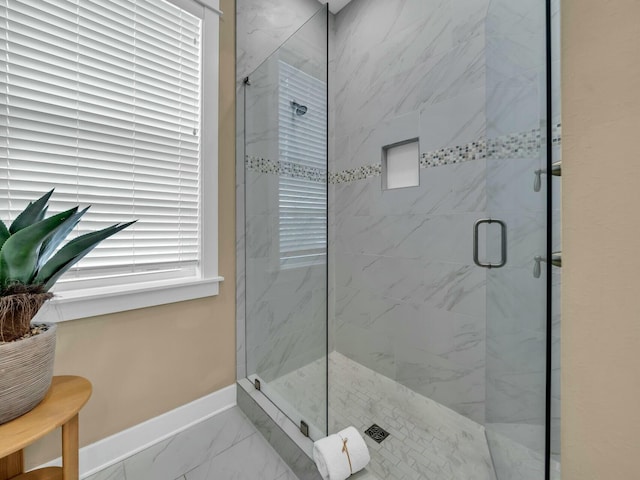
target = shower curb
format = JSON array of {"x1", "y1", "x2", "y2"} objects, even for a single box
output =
[{"x1": 237, "y1": 379, "x2": 322, "y2": 480}]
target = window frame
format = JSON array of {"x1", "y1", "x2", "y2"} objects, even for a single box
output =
[{"x1": 26, "y1": 0, "x2": 224, "y2": 324}]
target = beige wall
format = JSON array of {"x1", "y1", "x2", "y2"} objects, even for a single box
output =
[
  {"x1": 562, "y1": 1, "x2": 640, "y2": 478},
  {"x1": 25, "y1": 0, "x2": 236, "y2": 468}
]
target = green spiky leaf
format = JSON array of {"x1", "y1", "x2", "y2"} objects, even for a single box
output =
[
  {"x1": 35, "y1": 220, "x2": 137, "y2": 290},
  {"x1": 37, "y1": 206, "x2": 90, "y2": 270},
  {"x1": 0, "y1": 255, "x2": 9, "y2": 291},
  {"x1": 9, "y1": 189, "x2": 54, "y2": 234},
  {"x1": 0, "y1": 220, "x2": 9, "y2": 250},
  {"x1": 0, "y1": 190, "x2": 135, "y2": 294},
  {"x1": 0, "y1": 207, "x2": 78, "y2": 286}
]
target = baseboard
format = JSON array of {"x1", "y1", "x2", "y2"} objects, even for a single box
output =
[{"x1": 37, "y1": 384, "x2": 237, "y2": 478}]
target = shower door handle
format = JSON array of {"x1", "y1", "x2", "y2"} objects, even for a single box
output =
[{"x1": 473, "y1": 219, "x2": 507, "y2": 269}]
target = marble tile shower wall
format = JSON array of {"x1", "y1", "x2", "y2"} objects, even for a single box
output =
[
  {"x1": 330, "y1": 0, "x2": 492, "y2": 425},
  {"x1": 236, "y1": 0, "x2": 327, "y2": 380}
]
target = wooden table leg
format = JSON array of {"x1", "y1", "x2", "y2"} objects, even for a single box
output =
[
  {"x1": 0, "y1": 450, "x2": 23, "y2": 480},
  {"x1": 62, "y1": 414, "x2": 79, "y2": 480}
]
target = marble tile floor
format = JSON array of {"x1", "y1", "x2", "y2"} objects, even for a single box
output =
[
  {"x1": 84, "y1": 406, "x2": 298, "y2": 480},
  {"x1": 269, "y1": 352, "x2": 497, "y2": 480}
]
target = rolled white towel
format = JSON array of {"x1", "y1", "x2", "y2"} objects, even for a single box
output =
[
  {"x1": 337, "y1": 427, "x2": 370, "y2": 475},
  {"x1": 313, "y1": 426, "x2": 371, "y2": 480}
]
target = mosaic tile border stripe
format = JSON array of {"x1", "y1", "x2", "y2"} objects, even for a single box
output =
[
  {"x1": 245, "y1": 156, "x2": 327, "y2": 183},
  {"x1": 420, "y1": 139, "x2": 487, "y2": 168},
  {"x1": 328, "y1": 164, "x2": 382, "y2": 184},
  {"x1": 246, "y1": 125, "x2": 562, "y2": 184}
]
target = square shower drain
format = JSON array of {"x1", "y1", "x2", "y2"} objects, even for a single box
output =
[{"x1": 364, "y1": 424, "x2": 390, "y2": 443}]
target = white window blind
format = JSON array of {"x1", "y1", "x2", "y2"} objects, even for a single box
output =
[
  {"x1": 278, "y1": 60, "x2": 326, "y2": 267},
  {"x1": 0, "y1": 0, "x2": 202, "y2": 286}
]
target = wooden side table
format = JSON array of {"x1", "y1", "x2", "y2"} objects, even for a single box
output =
[{"x1": 0, "y1": 376, "x2": 92, "y2": 480}]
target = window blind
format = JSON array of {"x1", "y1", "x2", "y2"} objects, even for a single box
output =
[
  {"x1": 0, "y1": 0, "x2": 202, "y2": 284},
  {"x1": 278, "y1": 61, "x2": 326, "y2": 266}
]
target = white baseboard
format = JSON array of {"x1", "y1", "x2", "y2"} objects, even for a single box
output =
[{"x1": 37, "y1": 384, "x2": 236, "y2": 478}]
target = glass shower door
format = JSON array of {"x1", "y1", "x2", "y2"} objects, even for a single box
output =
[
  {"x1": 244, "y1": 6, "x2": 328, "y2": 441},
  {"x1": 483, "y1": 0, "x2": 551, "y2": 478}
]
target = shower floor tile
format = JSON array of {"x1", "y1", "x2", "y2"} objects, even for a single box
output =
[{"x1": 269, "y1": 352, "x2": 497, "y2": 480}]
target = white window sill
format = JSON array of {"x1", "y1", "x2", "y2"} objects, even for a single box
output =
[{"x1": 32, "y1": 276, "x2": 224, "y2": 324}]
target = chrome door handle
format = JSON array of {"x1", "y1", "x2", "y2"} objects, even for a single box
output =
[{"x1": 473, "y1": 219, "x2": 507, "y2": 269}]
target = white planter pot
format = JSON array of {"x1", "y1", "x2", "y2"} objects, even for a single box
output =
[{"x1": 0, "y1": 322, "x2": 57, "y2": 424}]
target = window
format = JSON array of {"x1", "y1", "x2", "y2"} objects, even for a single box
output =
[
  {"x1": 278, "y1": 60, "x2": 327, "y2": 267},
  {"x1": 0, "y1": 0, "x2": 222, "y2": 321}
]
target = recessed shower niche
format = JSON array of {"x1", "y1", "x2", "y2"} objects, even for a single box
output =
[{"x1": 382, "y1": 139, "x2": 420, "y2": 190}]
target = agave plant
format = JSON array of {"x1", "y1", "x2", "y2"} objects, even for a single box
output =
[{"x1": 0, "y1": 190, "x2": 135, "y2": 341}]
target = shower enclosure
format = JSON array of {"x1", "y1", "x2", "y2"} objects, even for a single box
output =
[{"x1": 240, "y1": 1, "x2": 560, "y2": 479}]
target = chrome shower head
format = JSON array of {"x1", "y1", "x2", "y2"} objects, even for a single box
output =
[{"x1": 291, "y1": 101, "x2": 308, "y2": 116}]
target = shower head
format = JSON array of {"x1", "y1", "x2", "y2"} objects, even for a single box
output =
[{"x1": 291, "y1": 101, "x2": 308, "y2": 116}]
